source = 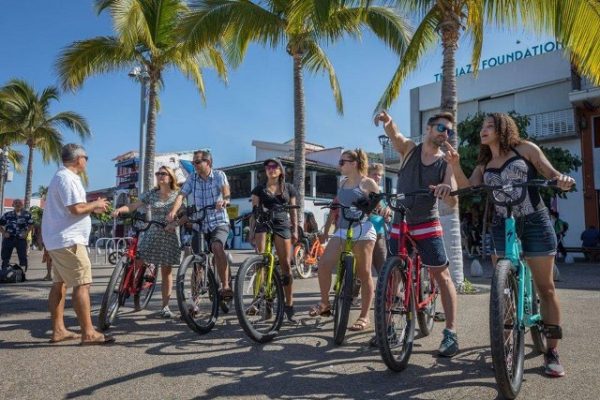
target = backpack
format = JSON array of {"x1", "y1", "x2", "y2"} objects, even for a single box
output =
[{"x1": 0, "y1": 264, "x2": 26, "y2": 283}]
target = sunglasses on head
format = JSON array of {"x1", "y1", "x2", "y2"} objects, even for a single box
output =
[
  {"x1": 434, "y1": 123, "x2": 455, "y2": 137},
  {"x1": 193, "y1": 159, "x2": 209, "y2": 165},
  {"x1": 155, "y1": 171, "x2": 168, "y2": 177},
  {"x1": 338, "y1": 159, "x2": 354, "y2": 166}
]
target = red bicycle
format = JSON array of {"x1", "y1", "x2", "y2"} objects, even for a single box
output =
[
  {"x1": 372, "y1": 190, "x2": 439, "y2": 371},
  {"x1": 98, "y1": 215, "x2": 165, "y2": 330}
]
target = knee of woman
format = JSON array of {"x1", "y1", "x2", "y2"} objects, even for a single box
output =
[{"x1": 536, "y1": 284, "x2": 556, "y2": 300}]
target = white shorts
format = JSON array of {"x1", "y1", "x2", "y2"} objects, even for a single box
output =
[{"x1": 333, "y1": 221, "x2": 377, "y2": 242}]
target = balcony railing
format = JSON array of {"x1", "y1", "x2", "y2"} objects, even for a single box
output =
[{"x1": 526, "y1": 109, "x2": 576, "y2": 140}]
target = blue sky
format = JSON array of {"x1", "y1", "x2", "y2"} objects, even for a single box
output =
[{"x1": 0, "y1": 0, "x2": 552, "y2": 198}]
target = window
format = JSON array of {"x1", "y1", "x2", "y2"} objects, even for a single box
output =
[
  {"x1": 228, "y1": 172, "x2": 251, "y2": 199},
  {"x1": 594, "y1": 116, "x2": 600, "y2": 148},
  {"x1": 316, "y1": 172, "x2": 337, "y2": 198}
]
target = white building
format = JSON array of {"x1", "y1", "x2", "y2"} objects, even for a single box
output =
[{"x1": 409, "y1": 48, "x2": 599, "y2": 247}]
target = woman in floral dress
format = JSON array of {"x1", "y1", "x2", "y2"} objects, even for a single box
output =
[{"x1": 113, "y1": 166, "x2": 181, "y2": 318}]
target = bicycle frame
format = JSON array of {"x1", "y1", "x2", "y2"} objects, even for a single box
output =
[
  {"x1": 334, "y1": 225, "x2": 356, "y2": 294},
  {"x1": 503, "y1": 212, "x2": 540, "y2": 329},
  {"x1": 394, "y1": 213, "x2": 435, "y2": 312},
  {"x1": 253, "y1": 231, "x2": 277, "y2": 299}
]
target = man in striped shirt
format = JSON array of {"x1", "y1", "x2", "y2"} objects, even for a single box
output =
[{"x1": 168, "y1": 150, "x2": 233, "y2": 299}]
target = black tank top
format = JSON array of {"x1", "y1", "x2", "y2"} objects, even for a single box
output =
[{"x1": 483, "y1": 146, "x2": 544, "y2": 218}]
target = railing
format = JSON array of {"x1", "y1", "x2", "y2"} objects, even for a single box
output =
[
  {"x1": 90, "y1": 237, "x2": 133, "y2": 265},
  {"x1": 526, "y1": 109, "x2": 576, "y2": 139}
]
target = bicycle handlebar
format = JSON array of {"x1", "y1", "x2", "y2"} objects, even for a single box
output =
[
  {"x1": 368, "y1": 189, "x2": 433, "y2": 213},
  {"x1": 185, "y1": 204, "x2": 217, "y2": 224},
  {"x1": 120, "y1": 215, "x2": 166, "y2": 233},
  {"x1": 313, "y1": 201, "x2": 367, "y2": 223},
  {"x1": 449, "y1": 179, "x2": 560, "y2": 207}
]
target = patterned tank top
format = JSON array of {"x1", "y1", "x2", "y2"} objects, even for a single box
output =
[{"x1": 483, "y1": 147, "x2": 544, "y2": 218}]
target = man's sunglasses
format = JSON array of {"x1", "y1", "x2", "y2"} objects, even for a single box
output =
[
  {"x1": 193, "y1": 159, "x2": 210, "y2": 165},
  {"x1": 434, "y1": 123, "x2": 455, "y2": 137},
  {"x1": 80, "y1": 155, "x2": 89, "y2": 161}
]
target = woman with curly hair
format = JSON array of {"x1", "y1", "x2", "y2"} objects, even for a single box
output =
[{"x1": 446, "y1": 112, "x2": 574, "y2": 377}]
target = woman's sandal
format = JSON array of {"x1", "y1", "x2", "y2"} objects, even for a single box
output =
[
  {"x1": 308, "y1": 303, "x2": 331, "y2": 317},
  {"x1": 349, "y1": 317, "x2": 370, "y2": 331}
]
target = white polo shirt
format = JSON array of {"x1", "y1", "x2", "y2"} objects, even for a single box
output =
[{"x1": 42, "y1": 167, "x2": 91, "y2": 251}]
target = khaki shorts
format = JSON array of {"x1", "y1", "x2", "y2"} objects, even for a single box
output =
[{"x1": 49, "y1": 244, "x2": 92, "y2": 287}]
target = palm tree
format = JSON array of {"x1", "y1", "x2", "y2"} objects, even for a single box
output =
[
  {"x1": 0, "y1": 79, "x2": 90, "y2": 208},
  {"x1": 57, "y1": 0, "x2": 228, "y2": 192},
  {"x1": 375, "y1": 0, "x2": 600, "y2": 285},
  {"x1": 180, "y1": 0, "x2": 412, "y2": 219}
]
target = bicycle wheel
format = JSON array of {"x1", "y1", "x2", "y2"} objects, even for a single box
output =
[
  {"x1": 134, "y1": 264, "x2": 157, "y2": 310},
  {"x1": 529, "y1": 283, "x2": 548, "y2": 354},
  {"x1": 108, "y1": 251, "x2": 122, "y2": 265},
  {"x1": 176, "y1": 255, "x2": 219, "y2": 335},
  {"x1": 490, "y1": 259, "x2": 525, "y2": 399},
  {"x1": 294, "y1": 243, "x2": 312, "y2": 279},
  {"x1": 417, "y1": 265, "x2": 437, "y2": 336},
  {"x1": 374, "y1": 256, "x2": 416, "y2": 372},
  {"x1": 234, "y1": 255, "x2": 284, "y2": 343},
  {"x1": 333, "y1": 255, "x2": 354, "y2": 345},
  {"x1": 98, "y1": 256, "x2": 129, "y2": 331}
]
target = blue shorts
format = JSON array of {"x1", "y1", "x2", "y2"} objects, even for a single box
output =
[{"x1": 491, "y1": 208, "x2": 557, "y2": 258}]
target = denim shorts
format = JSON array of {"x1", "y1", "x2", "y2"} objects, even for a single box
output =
[
  {"x1": 388, "y1": 234, "x2": 449, "y2": 268},
  {"x1": 491, "y1": 208, "x2": 557, "y2": 258}
]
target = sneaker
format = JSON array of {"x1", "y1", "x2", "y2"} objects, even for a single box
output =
[
  {"x1": 160, "y1": 306, "x2": 175, "y2": 319},
  {"x1": 438, "y1": 328, "x2": 459, "y2": 357},
  {"x1": 544, "y1": 348, "x2": 566, "y2": 377}
]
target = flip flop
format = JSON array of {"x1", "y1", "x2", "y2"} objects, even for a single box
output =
[
  {"x1": 349, "y1": 317, "x2": 370, "y2": 331},
  {"x1": 49, "y1": 333, "x2": 81, "y2": 343},
  {"x1": 80, "y1": 335, "x2": 116, "y2": 346}
]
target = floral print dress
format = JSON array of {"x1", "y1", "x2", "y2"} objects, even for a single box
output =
[{"x1": 137, "y1": 189, "x2": 180, "y2": 266}]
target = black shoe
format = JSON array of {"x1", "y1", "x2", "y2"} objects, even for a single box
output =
[{"x1": 284, "y1": 305, "x2": 297, "y2": 323}]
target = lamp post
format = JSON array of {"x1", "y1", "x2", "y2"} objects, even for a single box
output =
[
  {"x1": 0, "y1": 147, "x2": 8, "y2": 216},
  {"x1": 378, "y1": 135, "x2": 390, "y2": 192},
  {"x1": 129, "y1": 66, "x2": 149, "y2": 195}
]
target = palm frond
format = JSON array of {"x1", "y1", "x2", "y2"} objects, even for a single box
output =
[
  {"x1": 6, "y1": 148, "x2": 24, "y2": 173},
  {"x1": 33, "y1": 127, "x2": 63, "y2": 164},
  {"x1": 465, "y1": 0, "x2": 484, "y2": 75},
  {"x1": 303, "y1": 40, "x2": 344, "y2": 114},
  {"x1": 173, "y1": 54, "x2": 207, "y2": 103},
  {"x1": 56, "y1": 36, "x2": 137, "y2": 91},
  {"x1": 47, "y1": 111, "x2": 92, "y2": 139},
  {"x1": 375, "y1": 5, "x2": 440, "y2": 113},
  {"x1": 96, "y1": 0, "x2": 155, "y2": 52},
  {"x1": 360, "y1": 5, "x2": 413, "y2": 55}
]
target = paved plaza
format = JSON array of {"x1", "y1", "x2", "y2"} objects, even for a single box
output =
[{"x1": 0, "y1": 250, "x2": 599, "y2": 399}]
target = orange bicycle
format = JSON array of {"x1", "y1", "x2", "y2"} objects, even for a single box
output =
[{"x1": 293, "y1": 231, "x2": 325, "y2": 279}]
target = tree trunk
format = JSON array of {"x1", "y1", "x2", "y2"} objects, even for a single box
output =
[
  {"x1": 438, "y1": 14, "x2": 464, "y2": 288},
  {"x1": 24, "y1": 144, "x2": 34, "y2": 209},
  {"x1": 292, "y1": 52, "x2": 306, "y2": 226},
  {"x1": 143, "y1": 76, "x2": 159, "y2": 194}
]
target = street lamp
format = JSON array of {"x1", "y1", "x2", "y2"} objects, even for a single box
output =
[
  {"x1": 378, "y1": 135, "x2": 390, "y2": 192},
  {"x1": 0, "y1": 147, "x2": 8, "y2": 215},
  {"x1": 129, "y1": 66, "x2": 149, "y2": 195}
]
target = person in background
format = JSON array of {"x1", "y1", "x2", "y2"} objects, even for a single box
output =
[{"x1": 0, "y1": 199, "x2": 34, "y2": 271}]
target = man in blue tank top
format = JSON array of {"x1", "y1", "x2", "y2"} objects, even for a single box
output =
[{"x1": 375, "y1": 110, "x2": 460, "y2": 357}]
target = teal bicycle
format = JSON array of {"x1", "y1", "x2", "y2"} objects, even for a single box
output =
[{"x1": 452, "y1": 179, "x2": 560, "y2": 399}]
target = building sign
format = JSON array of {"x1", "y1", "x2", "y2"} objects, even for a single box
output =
[{"x1": 433, "y1": 41, "x2": 563, "y2": 82}]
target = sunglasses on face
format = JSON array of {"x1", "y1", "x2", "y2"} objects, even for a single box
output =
[
  {"x1": 265, "y1": 163, "x2": 279, "y2": 170},
  {"x1": 338, "y1": 159, "x2": 354, "y2": 166},
  {"x1": 155, "y1": 171, "x2": 168, "y2": 177},
  {"x1": 80, "y1": 155, "x2": 89, "y2": 161},
  {"x1": 434, "y1": 123, "x2": 455, "y2": 137},
  {"x1": 193, "y1": 159, "x2": 209, "y2": 165}
]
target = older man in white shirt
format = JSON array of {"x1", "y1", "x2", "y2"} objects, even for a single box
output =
[{"x1": 43, "y1": 143, "x2": 114, "y2": 345}]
